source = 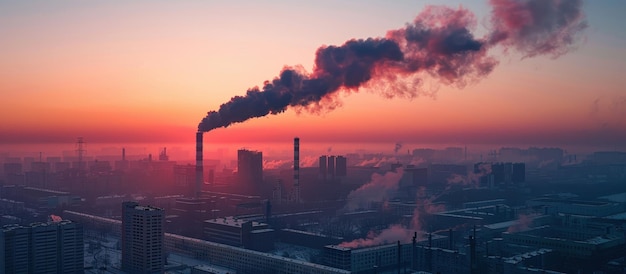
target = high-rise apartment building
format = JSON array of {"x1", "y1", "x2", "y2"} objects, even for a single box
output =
[
  {"x1": 2, "y1": 224, "x2": 30, "y2": 273},
  {"x1": 335, "y1": 156, "x2": 347, "y2": 177},
  {"x1": 319, "y1": 155, "x2": 347, "y2": 182},
  {"x1": 122, "y1": 201, "x2": 164, "y2": 274},
  {"x1": 1, "y1": 220, "x2": 83, "y2": 274},
  {"x1": 319, "y1": 156, "x2": 328, "y2": 180},
  {"x1": 237, "y1": 149, "x2": 263, "y2": 184}
]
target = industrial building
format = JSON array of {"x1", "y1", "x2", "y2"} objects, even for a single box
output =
[
  {"x1": 203, "y1": 217, "x2": 274, "y2": 251},
  {"x1": 324, "y1": 233, "x2": 466, "y2": 274},
  {"x1": 527, "y1": 197, "x2": 622, "y2": 217}
]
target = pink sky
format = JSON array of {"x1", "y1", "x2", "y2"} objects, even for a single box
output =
[{"x1": 1, "y1": 1, "x2": 624, "y2": 151}]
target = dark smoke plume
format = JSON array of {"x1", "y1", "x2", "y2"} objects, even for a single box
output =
[
  {"x1": 199, "y1": 0, "x2": 586, "y2": 132},
  {"x1": 489, "y1": 0, "x2": 587, "y2": 58}
]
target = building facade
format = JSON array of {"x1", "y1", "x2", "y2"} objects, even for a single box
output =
[
  {"x1": 122, "y1": 201, "x2": 164, "y2": 274},
  {"x1": 1, "y1": 220, "x2": 83, "y2": 274},
  {"x1": 237, "y1": 149, "x2": 263, "y2": 184}
]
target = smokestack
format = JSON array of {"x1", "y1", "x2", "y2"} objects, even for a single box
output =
[
  {"x1": 122, "y1": 148, "x2": 126, "y2": 161},
  {"x1": 196, "y1": 131, "x2": 203, "y2": 199},
  {"x1": 294, "y1": 137, "x2": 300, "y2": 203}
]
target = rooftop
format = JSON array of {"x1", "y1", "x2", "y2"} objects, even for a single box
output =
[
  {"x1": 531, "y1": 198, "x2": 610, "y2": 206},
  {"x1": 204, "y1": 216, "x2": 264, "y2": 228}
]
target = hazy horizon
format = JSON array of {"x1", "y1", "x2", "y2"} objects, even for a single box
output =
[{"x1": 1, "y1": 0, "x2": 625, "y2": 149}]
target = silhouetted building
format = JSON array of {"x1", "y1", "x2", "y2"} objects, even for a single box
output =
[
  {"x1": 328, "y1": 156, "x2": 336, "y2": 180},
  {"x1": 402, "y1": 167, "x2": 428, "y2": 186},
  {"x1": 122, "y1": 201, "x2": 164, "y2": 274},
  {"x1": 335, "y1": 156, "x2": 347, "y2": 177},
  {"x1": 89, "y1": 160, "x2": 111, "y2": 173},
  {"x1": 319, "y1": 155, "x2": 347, "y2": 182},
  {"x1": 174, "y1": 164, "x2": 196, "y2": 196},
  {"x1": 3, "y1": 162, "x2": 24, "y2": 186},
  {"x1": 237, "y1": 149, "x2": 263, "y2": 184},
  {"x1": 490, "y1": 162, "x2": 525, "y2": 185},
  {"x1": 413, "y1": 148, "x2": 436, "y2": 161},
  {"x1": 592, "y1": 151, "x2": 626, "y2": 164},
  {"x1": 444, "y1": 147, "x2": 464, "y2": 161},
  {"x1": 429, "y1": 164, "x2": 467, "y2": 185},
  {"x1": 319, "y1": 156, "x2": 328, "y2": 181},
  {"x1": 4, "y1": 162, "x2": 23, "y2": 175},
  {"x1": 54, "y1": 162, "x2": 71, "y2": 173},
  {"x1": 474, "y1": 162, "x2": 525, "y2": 187},
  {"x1": 31, "y1": 161, "x2": 51, "y2": 173}
]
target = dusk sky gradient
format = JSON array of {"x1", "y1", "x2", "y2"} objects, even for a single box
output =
[{"x1": 1, "y1": 0, "x2": 625, "y2": 151}]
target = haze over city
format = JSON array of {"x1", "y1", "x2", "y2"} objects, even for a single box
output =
[{"x1": 1, "y1": 1, "x2": 626, "y2": 274}]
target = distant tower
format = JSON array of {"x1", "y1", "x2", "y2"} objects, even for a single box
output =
[
  {"x1": 294, "y1": 137, "x2": 300, "y2": 203},
  {"x1": 75, "y1": 137, "x2": 86, "y2": 170},
  {"x1": 319, "y1": 156, "x2": 328, "y2": 181},
  {"x1": 159, "y1": 147, "x2": 169, "y2": 161},
  {"x1": 196, "y1": 132, "x2": 204, "y2": 198},
  {"x1": 335, "y1": 156, "x2": 347, "y2": 177},
  {"x1": 328, "y1": 155, "x2": 336, "y2": 181}
]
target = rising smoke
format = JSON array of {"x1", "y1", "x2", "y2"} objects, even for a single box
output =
[
  {"x1": 340, "y1": 173, "x2": 446, "y2": 248},
  {"x1": 507, "y1": 213, "x2": 537, "y2": 233},
  {"x1": 355, "y1": 156, "x2": 400, "y2": 168},
  {"x1": 344, "y1": 170, "x2": 404, "y2": 212},
  {"x1": 446, "y1": 162, "x2": 492, "y2": 188},
  {"x1": 198, "y1": 0, "x2": 586, "y2": 132},
  {"x1": 488, "y1": 0, "x2": 587, "y2": 58}
]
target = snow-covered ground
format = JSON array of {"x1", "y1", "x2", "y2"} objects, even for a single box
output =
[
  {"x1": 270, "y1": 242, "x2": 322, "y2": 263},
  {"x1": 84, "y1": 231, "x2": 233, "y2": 274}
]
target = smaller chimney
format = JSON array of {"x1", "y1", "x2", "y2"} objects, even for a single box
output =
[
  {"x1": 293, "y1": 137, "x2": 300, "y2": 203},
  {"x1": 122, "y1": 148, "x2": 126, "y2": 161},
  {"x1": 196, "y1": 132, "x2": 204, "y2": 199}
]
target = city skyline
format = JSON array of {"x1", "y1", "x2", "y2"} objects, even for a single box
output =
[{"x1": 1, "y1": 0, "x2": 625, "y2": 151}]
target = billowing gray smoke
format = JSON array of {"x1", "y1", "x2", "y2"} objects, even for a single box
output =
[{"x1": 198, "y1": 0, "x2": 586, "y2": 132}]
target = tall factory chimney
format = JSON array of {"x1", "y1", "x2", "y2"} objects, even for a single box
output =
[
  {"x1": 196, "y1": 132, "x2": 204, "y2": 199},
  {"x1": 294, "y1": 137, "x2": 300, "y2": 203}
]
